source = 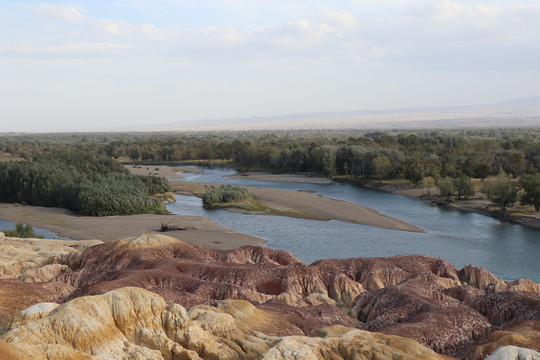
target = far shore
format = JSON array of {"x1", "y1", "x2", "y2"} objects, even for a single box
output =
[
  {"x1": 126, "y1": 165, "x2": 202, "y2": 179},
  {"x1": 0, "y1": 203, "x2": 266, "y2": 249},
  {"x1": 227, "y1": 172, "x2": 334, "y2": 184},
  {"x1": 363, "y1": 181, "x2": 540, "y2": 230}
]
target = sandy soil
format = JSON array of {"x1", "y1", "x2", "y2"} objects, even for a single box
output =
[
  {"x1": 0, "y1": 203, "x2": 265, "y2": 249},
  {"x1": 126, "y1": 165, "x2": 202, "y2": 180},
  {"x1": 363, "y1": 183, "x2": 439, "y2": 198},
  {"x1": 248, "y1": 187, "x2": 423, "y2": 232},
  {"x1": 170, "y1": 181, "x2": 423, "y2": 233},
  {"x1": 227, "y1": 172, "x2": 334, "y2": 184}
]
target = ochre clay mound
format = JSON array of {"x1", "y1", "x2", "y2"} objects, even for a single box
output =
[{"x1": 1, "y1": 233, "x2": 539, "y2": 359}]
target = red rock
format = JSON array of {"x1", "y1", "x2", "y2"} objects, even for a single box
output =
[{"x1": 350, "y1": 273, "x2": 493, "y2": 356}]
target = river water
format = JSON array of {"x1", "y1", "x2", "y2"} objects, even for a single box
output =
[
  {"x1": 0, "y1": 219, "x2": 67, "y2": 239},
  {"x1": 166, "y1": 167, "x2": 540, "y2": 282}
]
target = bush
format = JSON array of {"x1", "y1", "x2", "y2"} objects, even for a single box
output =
[
  {"x1": 3, "y1": 223, "x2": 44, "y2": 239},
  {"x1": 202, "y1": 185, "x2": 249, "y2": 208}
]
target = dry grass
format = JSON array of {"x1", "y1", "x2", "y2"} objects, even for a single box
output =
[
  {"x1": 0, "y1": 153, "x2": 23, "y2": 162},
  {"x1": 506, "y1": 205, "x2": 540, "y2": 218}
]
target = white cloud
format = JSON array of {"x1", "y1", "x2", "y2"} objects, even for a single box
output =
[
  {"x1": 6, "y1": 1, "x2": 540, "y2": 70},
  {"x1": 1, "y1": 43, "x2": 131, "y2": 58},
  {"x1": 31, "y1": 3, "x2": 84, "y2": 23},
  {"x1": 322, "y1": 11, "x2": 358, "y2": 29}
]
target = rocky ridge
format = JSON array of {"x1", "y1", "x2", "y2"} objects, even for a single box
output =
[{"x1": 0, "y1": 233, "x2": 539, "y2": 359}]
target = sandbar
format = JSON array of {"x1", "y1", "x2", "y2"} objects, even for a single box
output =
[
  {"x1": 228, "y1": 172, "x2": 334, "y2": 184},
  {"x1": 0, "y1": 203, "x2": 265, "y2": 249},
  {"x1": 170, "y1": 181, "x2": 423, "y2": 233}
]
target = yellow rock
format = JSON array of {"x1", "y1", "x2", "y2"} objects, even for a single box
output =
[
  {"x1": 113, "y1": 233, "x2": 182, "y2": 250},
  {"x1": 1, "y1": 287, "x2": 450, "y2": 360}
]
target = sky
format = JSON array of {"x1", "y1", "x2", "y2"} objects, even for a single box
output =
[{"x1": 1, "y1": 1, "x2": 539, "y2": 132}]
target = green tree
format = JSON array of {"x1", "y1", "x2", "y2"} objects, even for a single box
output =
[
  {"x1": 520, "y1": 173, "x2": 540, "y2": 212},
  {"x1": 437, "y1": 177, "x2": 454, "y2": 200},
  {"x1": 453, "y1": 176, "x2": 475, "y2": 199},
  {"x1": 422, "y1": 176, "x2": 435, "y2": 194},
  {"x1": 373, "y1": 155, "x2": 392, "y2": 180},
  {"x1": 482, "y1": 172, "x2": 518, "y2": 210},
  {"x1": 405, "y1": 158, "x2": 424, "y2": 186},
  {"x1": 474, "y1": 163, "x2": 492, "y2": 181},
  {"x1": 3, "y1": 223, "x2": 44, "y2": 239}
]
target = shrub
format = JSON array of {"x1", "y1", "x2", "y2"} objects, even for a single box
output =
[
  {"x1": 202, "y1": 185, "x2": 249, "y2": 208},
  {"x1": 3, "y1": 223, "x2": 44, "y2": 239}
]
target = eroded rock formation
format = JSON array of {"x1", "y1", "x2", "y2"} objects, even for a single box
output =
[
  {"x1": 0, "y1": 286, "x2": 448, "y2": 360},
  {"x1": 0, "y1": 233, "x2": 539, "y2": 359}
]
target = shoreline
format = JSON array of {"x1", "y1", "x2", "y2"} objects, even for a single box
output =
[
  {"x1": 362, "y1": 182, "x2": 540, "y2": 230},
  {"x1": 227, "y1": 172, "x2": 334, "y2": 184},
  {"x1": 446, "y1": 202, "x2": 540, "y2": 229},
  {"x1": 169, "y1": 180, "x2": 424, "y2": 233},
  {"x1": 0, "y1": 203, "x2": 266, "y2": 249}
]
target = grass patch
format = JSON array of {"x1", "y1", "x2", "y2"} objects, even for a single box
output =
[
  {"x1": 207, "y1": 196, "x2": 270, "y2": 212},
  {"x1": 0, "y1": 152, "x2": 24, "y2": 162},
  {"x1": 506, "y1": 205, "x2": 540, "y2": 218}
]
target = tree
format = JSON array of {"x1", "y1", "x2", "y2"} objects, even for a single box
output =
[
  {"x1": 520, "y1": 173, "x2": 540, "y2": 212},
  {"x1": 482, "y1": 172, "x2": 518, "y2": 210},
  {"x1": 437, "y1": 177, "x2": 454, "y2": 200},
  {"x1": 405, "y1": 158, "x2": 424, "y2": 186},
  {"x1": 373, "y1": 155, "x2": 392, "y2": 180},
  {"x1": 422, "y1": 176, "x2": 435, "y2": 194},
  {"x1": 474, "y1": 163, "x2": 492, "y2": 181},
  {"x1": 453, "y1": 176, "x2": 475, "y2": 199},
  {"x1": 3, "y1": 223, "x2": 44, "y2": 239}
]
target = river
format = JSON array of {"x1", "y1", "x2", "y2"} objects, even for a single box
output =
[
  {"x1": 0, "y1": 219, "x2": 68, "y2": 239},
  {"x1": 166, "y1": 167, "x2": 540, "y2": 282}
]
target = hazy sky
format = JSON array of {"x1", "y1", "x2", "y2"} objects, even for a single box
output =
[{"x1": 1, "y1": 1, "x2": 539, "y2": 132}]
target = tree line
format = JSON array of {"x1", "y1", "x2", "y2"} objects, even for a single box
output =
[
  {"x1": 2, "y1": 129, "x2": 540, "y2": 212},
  {"x1": 0, "y1": 151, "x2": 171, "y2": 216},
  {"x1": 2, "y1": 129, "x2": 539, "y2": 182}
]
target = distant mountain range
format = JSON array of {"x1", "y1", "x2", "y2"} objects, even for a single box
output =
[{"x1": 129, "y1": 97, "x2": 540, "y2": 131}]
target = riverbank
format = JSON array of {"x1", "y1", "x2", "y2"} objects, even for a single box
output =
[
  {"x1": 445, "y1": 201, "x2": 540, "y2": 229},
  {"x1": 0, "y1": 203, "x2": 266, "y2": 249},
  {"x1": 362, "y1": 180, "x2": 540, "y2": 230},
  {"x1": 126, "y1": 165, "x2": 202, "y2": 179},
  {"x1": 227, "y1": 172, "x2": 334, "y2": 184}
]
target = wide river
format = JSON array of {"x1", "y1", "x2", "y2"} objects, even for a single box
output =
[{"x1": 166, "y1": 167, "x2": 540, "y2": 282}]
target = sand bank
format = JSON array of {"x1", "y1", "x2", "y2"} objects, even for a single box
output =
[
  {"x1": 0, "y1": 203, "x2": 265, "y2": 249},
  {"x1": 170, "y1": 181, "x2": 423, "y2": 233},
  {"x1": 248, "y1": 187, "x2": 423, "y2": 232},
  {"x1": 228, "y1": 172, "x2": 334, "y2": 184},
  {"x1": 126, "y1": 165, "x2": 202, "y2": 180}
]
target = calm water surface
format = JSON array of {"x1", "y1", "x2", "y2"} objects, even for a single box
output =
[
  {"x1": 0, "y1": 219, "x2": 68, "y2": 239},
  {"x1": 167, "y1": 167, "x2": 540, "y2": 282}
]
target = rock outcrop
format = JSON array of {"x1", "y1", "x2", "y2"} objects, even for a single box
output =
[
  {"x1": 0, "y1": 233, "x2": 539, "y2": 359},
  {"x1": 484, "y1": 345, "x2": 540, "y2": 360},
  {"x1": 0, "y1": 237, "x2": 102, "y2": 281},
  {"x1": 1, "y1": 287, "x2": 448, "y2": 360}
]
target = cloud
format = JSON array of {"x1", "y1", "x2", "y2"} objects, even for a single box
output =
[
  {"x1": 31, "y1": 3, "x2": 84, "y2": 23},
  {"x1": 6, "y1": 0, "x2": 539, "y2": 70},
  {"x1": 322, "y1": 12, "x2": 358, "y2": 29},
  {"x1": 1, "y1": 43, "x2": 131, "y2": 58}
]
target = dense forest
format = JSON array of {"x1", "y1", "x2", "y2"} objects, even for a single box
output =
[
  {"x1": 2, "y1": 129, "x2": 539, "y2": 179},
  {"x1": 1, "y1": 128, "x2": 540, "y2": 212},
  {"x1": 0, "y1": 151, "x2": 171, "y2": 216}
]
